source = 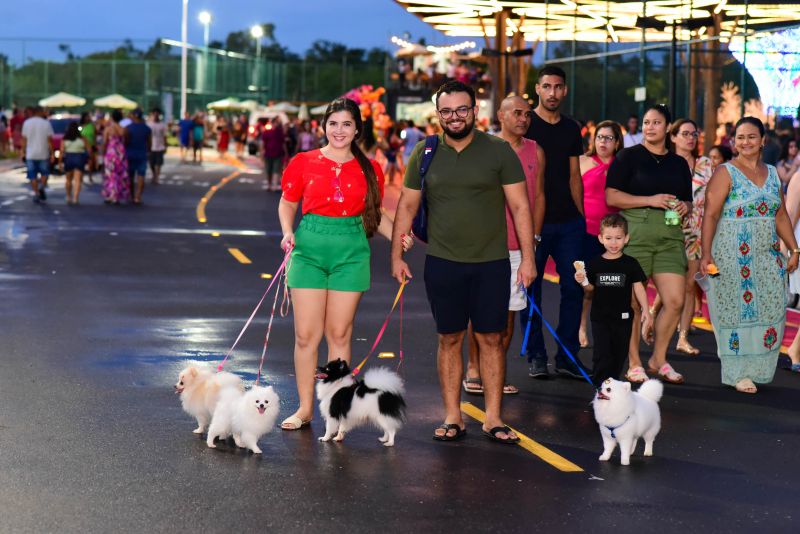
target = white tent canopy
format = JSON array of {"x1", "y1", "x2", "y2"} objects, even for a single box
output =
[
  {"x1": 206, "y1": 97, "x2": 247, "y2": 111},
  {"x1": 93, "y1": 93, "x2": 137, "y2": 109},
  {"x1": 267, "y1": 101, "x2": 299, "y2": 113},
  {"x1": 310, "y1": 103, "x2": 329, "y2": 115},
  {"x1": 239, "y1": 99, "x2": 261, "y2": 111},
  {"x1": 39, "y1": 92, "x2": 86, "y2": 108}
]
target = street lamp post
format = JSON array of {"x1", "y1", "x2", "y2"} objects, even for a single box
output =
[
  {"x1": 198, "y1": 11, "x2": 211, "y2": 94},
  {"x1": 180, "y1": 0, "x2": 188, "y2": 117},
  {"x1": 251, "y1": 25, "x2": 264, "y2": 96}
]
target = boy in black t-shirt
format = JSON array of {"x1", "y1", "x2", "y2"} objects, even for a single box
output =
[{"x1": 574, "y1": 214, "x2": 653, "y2": 386}]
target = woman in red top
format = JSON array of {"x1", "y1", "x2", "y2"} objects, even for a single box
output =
[{"x1": 278, "y1": 98, "x2": 410, "y2": 430}]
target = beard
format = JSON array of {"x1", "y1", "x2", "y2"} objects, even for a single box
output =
[
  {"x1": 442, "y1": 116, "x2": 475, "y2": 140},
  {"x1": 540, "y1": 98, "x2": 561, "y2": 112}
]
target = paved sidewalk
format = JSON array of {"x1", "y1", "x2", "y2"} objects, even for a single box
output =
[{"x1": 0, "y1": 157, "x2": 23, "y2": 174}]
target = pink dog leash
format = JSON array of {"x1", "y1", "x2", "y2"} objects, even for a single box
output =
[
  {"x1": 351, "y1": 279, "x2": 408, "y2": 377},
  {"x1": 255, "y1": 264, "x2": 290, "y2": 384},
  {"x1": 217, "y1": 247, "x2": 292, "y2": 373}
]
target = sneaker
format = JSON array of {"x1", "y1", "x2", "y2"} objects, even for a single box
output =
[
  {"x1": 39, "y1": 188, "x2": 46, "y2": 201},
  {"x1": 555, "y1": 360, "x2": 591, "y2": 380},
  {"x1": 32, "y1": 195, "x2": 40, "y2": 204},
  {"x1": 528, "y1": 361, "x2": 549, "y2": 379}
]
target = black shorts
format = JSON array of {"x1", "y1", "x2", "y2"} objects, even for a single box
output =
[
  {"x1": 149, "y1": 150, "x2": 164, "y2": 167},
  {"x1": 265, "y1": 156, "x2": 283, "y2": 176},
  {"x1": 424, "y1": 255, "x2": 510, "y2": 334}
]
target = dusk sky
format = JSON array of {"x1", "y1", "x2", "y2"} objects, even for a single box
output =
[{"x1": 1, "y1": 0, "x2": 460, "y2": 64}]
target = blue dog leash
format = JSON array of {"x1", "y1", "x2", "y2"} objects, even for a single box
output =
[{"x1": 520, "y1": 291, "x2": 595, "y2": 388}]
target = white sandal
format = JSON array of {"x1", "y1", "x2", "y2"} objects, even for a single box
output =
[
  {"x1": 281, "y1": 414, "x2": 311, "y2": 430},
  {"x1": 625, "y1": 366, "x2": 648, "y2": 383}
]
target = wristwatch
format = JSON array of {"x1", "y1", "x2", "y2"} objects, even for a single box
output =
[{"x1": 792, "y1": 248, "x2": 800, "y2": 255}]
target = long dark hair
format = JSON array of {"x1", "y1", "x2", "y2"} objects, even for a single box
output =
[
  {"x1": 64, "y1": 121, "x2": 80, "y2": 141},
  {"x1": 322, "y1": 98, "x2": 381, "y2": 237},
  {"x1": 361, "y1": 116, "x2": 377, "y2": 153},
  {"x1": 779, "y1": 138, "x2": 797, "y2": 162}
]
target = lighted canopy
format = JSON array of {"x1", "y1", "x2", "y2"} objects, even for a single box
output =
[{"x1": 395, "y1": 1, "x2": 800, "y2": 43}]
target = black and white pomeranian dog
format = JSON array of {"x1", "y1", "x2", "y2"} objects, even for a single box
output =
[{"x1": 315, "y1": 359, "x2": 406, "y2": 447}]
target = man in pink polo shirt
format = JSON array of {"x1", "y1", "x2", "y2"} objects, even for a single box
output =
[{"x1": 463, "y1": 95, "x2": 546, "y2": 395}]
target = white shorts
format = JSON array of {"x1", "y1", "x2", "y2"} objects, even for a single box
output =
[{"x1": 508, "y1": 250, "x2": 527, "y2": 311}]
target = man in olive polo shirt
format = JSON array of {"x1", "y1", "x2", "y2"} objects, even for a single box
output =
[{"x1": 391, "y1": 81, "x2": 536, "y2": 444}]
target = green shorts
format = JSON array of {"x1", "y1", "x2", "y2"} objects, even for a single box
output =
[
  {"x1": 622, "y1": 208, "x2": 688, "y2": 278},
  {"x1": 287, "y1": 214, "x2": 370, "y2": 292}
]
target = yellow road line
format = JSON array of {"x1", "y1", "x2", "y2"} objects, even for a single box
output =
[
  {"x1": 228, "y1": 248, "x2": 252, "y2": 264},
  {"x1": 196, "y1": 170, "x2": 242, "y2": 224},
  {"x1": 460, "y1": 402, "x2": 584, "y2": 473}
]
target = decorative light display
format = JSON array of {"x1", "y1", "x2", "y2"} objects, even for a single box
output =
[
  {"x1": 426, "y1": 41, "x2": 477, "y2": 54},
  {"x1": 391, "y1": 35, "x2": 477, "y2": 55},
  {"x1": 396, "y1": 1, "x2": 800, "y2": 44},
  {"x1": 729, "y1": 28, "x2": 800, "y2": 117}
]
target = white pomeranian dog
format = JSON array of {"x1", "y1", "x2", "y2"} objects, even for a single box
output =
[
  {"x1": 592, "y1": 378, "x2": 663, "y2": 466},
  {"x1": 206, "y1": 385, "x2": 280, "y2": 454},
  {"x1": 174, "y1": 365, "x2": 243, "y2": 434},
  {"x1": 315, "y1": 359, "x2": 406, "y2": 447}
]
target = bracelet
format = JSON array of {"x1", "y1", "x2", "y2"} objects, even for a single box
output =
[{"x1": 792, "y1": 248, "x2": 800, "y2": 255}]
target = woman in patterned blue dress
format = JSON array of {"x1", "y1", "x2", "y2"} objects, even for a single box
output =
[{"x1": 701, "y1": 117, "x2": 800, "y2": 393}]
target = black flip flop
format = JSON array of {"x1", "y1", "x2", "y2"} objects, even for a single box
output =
[
  {"x1": 432, "y1": 423, "x2": 467, "y2": 442},
  {"x1": 482, "y1": 425, "x2": 520, "y2": 444}
]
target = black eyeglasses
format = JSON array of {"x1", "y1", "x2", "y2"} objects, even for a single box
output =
[
  {"x1": 679, "y1": 131, "x2": 699, "y2": 139},
  {"x1": 596, "y1": 134, "x2": 616, "y2": 143},
  {"x1": 438, "y1": 106, "x2": 472, "y2": 119}
]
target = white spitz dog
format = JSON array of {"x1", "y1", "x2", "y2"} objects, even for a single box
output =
[
  {"x1": 206, "y1": 385, "x2": 280, "y2": 454},
  {"x1": 175, "y1": 366, "x2": 244, "y2": 434},
  {"x1": 592, "y1": 378, "x2": 663, "y2": 466},
  {"x1": 316, "y1": 359, "x2": 406, "y2": 447}
]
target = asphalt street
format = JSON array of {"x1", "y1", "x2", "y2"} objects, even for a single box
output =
[{"x1": 0, "y1": 152, "x2": 798, "y2": 533}]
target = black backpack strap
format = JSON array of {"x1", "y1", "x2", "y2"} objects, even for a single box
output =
[{"x1": 418, "y1": 135, "x2": 439, "y2": 185}]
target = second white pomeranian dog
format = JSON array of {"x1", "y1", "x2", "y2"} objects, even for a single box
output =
[
  {"x1": 206, "y1": 385, "x2": 280, "y2": 454},
  {"x1": 174, "y1": 365, "x2": 243, "y2": 434},
  {"x1": 592, "y1": 378, "x2": 663, "y2": 466}
]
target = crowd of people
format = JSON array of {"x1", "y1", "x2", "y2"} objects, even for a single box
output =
[
  {"x1": 275, "y1": 68, "x2": 800, "y2": 445},
  {"x1": 4, "y1": 105, "x2": 171, "y2": 205},
  {"x1": 4, "y1": 66, "x2": 800, "y2": 438}
]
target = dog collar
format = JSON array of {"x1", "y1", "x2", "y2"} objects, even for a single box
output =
[{"x1": 605, "y1": 416, "x2": 631, "y2": 439}]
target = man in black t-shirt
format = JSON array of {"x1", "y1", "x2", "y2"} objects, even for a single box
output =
[
  {"x1": 522, "y1": 65, "x2": 588, "y2": 379},
  {"x1": 574, "y1": 214, "x2": 653, "y2": 386}
]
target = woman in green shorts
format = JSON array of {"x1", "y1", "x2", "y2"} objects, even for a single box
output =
[
  {"x1": 605, "y1": 104, "x2": 693, "y2": 384},
  {"x1": 278, "y1": 98, "x2": 411, "y2": 430}
]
